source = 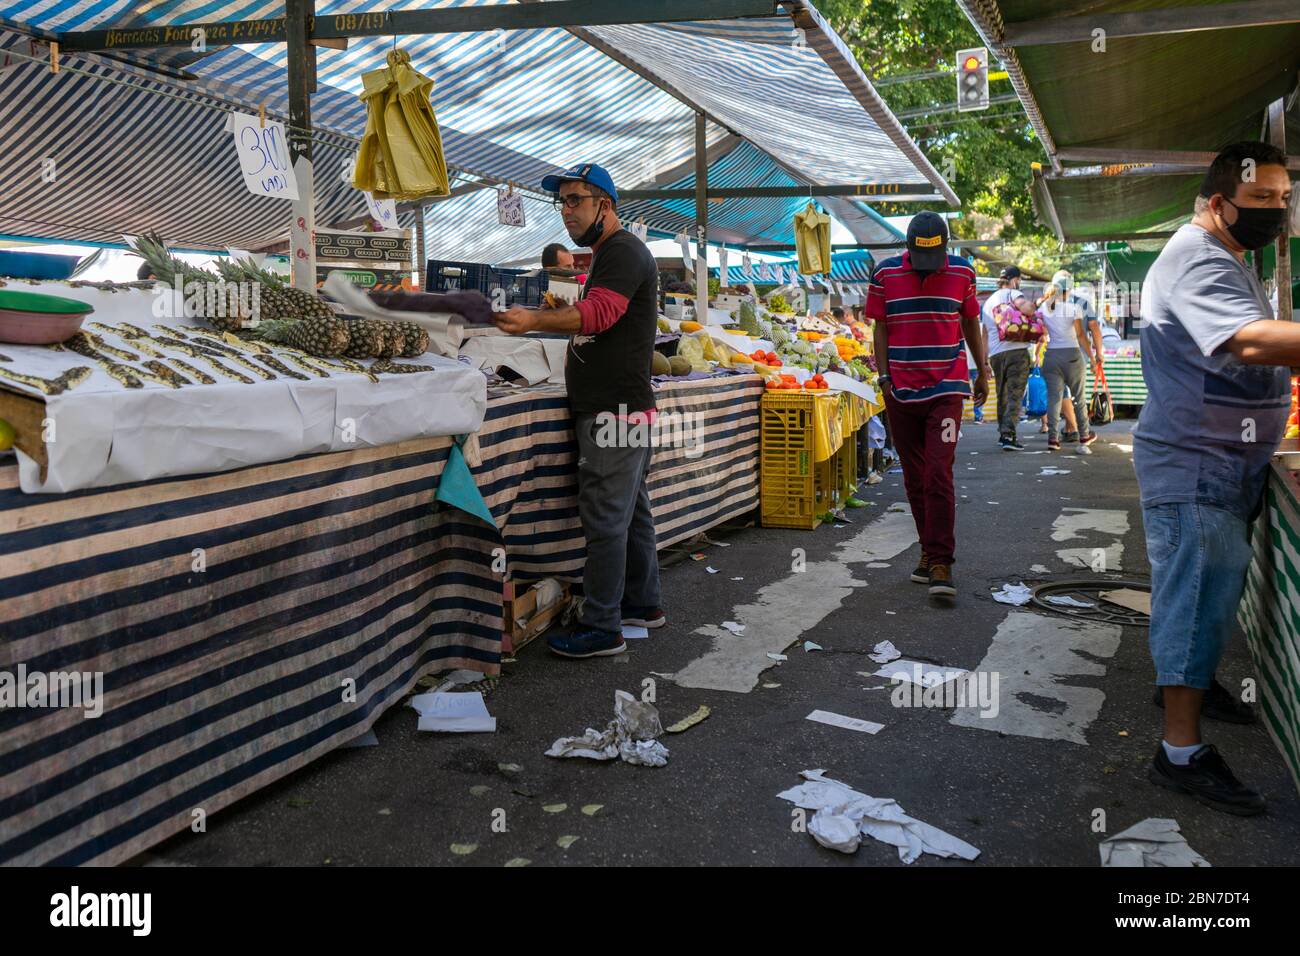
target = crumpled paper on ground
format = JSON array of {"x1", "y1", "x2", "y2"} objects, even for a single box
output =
[
  {"x1": 1099, "y1": 818, "x2": 1210, "y2": 867},
  {"x1": 992, "y1": 582, "x2": 1033, "y2": 605},
  {"x1": 869, "y1": 640, "x2": 900, "y2": 664},
  {"x1": 778, "y1": 770, "x2": 980, "y2": 864},
  {"x1": 545, "y1": 690, "x2": 669, "y2": 767}
]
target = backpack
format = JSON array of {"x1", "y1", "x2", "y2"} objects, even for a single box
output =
[
  {"x1": 1089, "y1": 364, "x2": 1115, "y2": 426},
  {"x1": 993, "y1": 301, "x2": 1046, "y2": 343},
  {"x1": 1024, "y1": 366, "x2": 1048, "y2": 417}
]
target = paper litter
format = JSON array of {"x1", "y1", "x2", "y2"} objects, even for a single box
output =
[
  {"x1": 868, "y1": 640, "x2": 901, "y2": 664},
  {"x1": 766, "y1": 653, "x2": 788, "y2": 662},
  {"x1": 1046, "y1": 594, "x2": 1094, "y2": 609},
  {"x1": 992, "y1": 582, "x2": 1033, "y2": 606},
  {"x1": 1099, "y1": 818, "x2": 1210, "y2": 867},
  {"x1": 721, "y1": 621, "x2": 746, "y2": 635},
  {"x1": 804, "y1": 641, "x2": 823, "y2": 652},
  {"x1": 545, "y1": 690, "x2": 669, "y2": 767},
  {"x1": 872, "y1": 659, "x2": 970, "y2": 688},
  {"x1": 410, "y1": 691, "x2": 496, "y2": 732},
  {"x1": 806, "y1": 710, "x2": 884, "y2": 735},
  {"x1": 706, "y1": 567, "x2": 719, "y2": 574},
  {"x1": 778, "y1": 770, "x2": 980, "y2": 863},
  {"x1": 1039, "y1": 467, "x2": 1071, "y2": 476}
]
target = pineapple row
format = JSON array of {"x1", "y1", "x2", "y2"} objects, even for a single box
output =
[{"x1": 133, "y1": 233, "x2": 430, "y2": 359}]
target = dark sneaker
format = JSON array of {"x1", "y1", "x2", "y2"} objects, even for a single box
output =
[
  {"x1": 1080, "y1": 432, "x2": 1099, "y2": 447},
  {"x1": 1047, "y1": 437, "x2": 1061, "y2": 451},
  {"x1": 621, "y1": 607, "x2": 666, "y2": 629},
  {"x1": 999, "y1": 436, "x2": 1017, "y2": 451},
  {"x1": 1148, "y1": 744, "x2": 1266, "y2": 816},
  {"x1": 910, "y1": 552, "x2": 931, "y2": 584},
  {"x1": 1152, "y1": 680, "x2": 1256, "y2": 724},
  {"x1": 1009, "y1": 438, "x2": 1026, "y2": 450},
  {"x1": 547, "y1": 627, "x2": 627, "y2": 658},
  {"x1": 1062, "y1": 431, "x2": 1079, "y2": 444},
  {"x1": 928, "y1": 564, "x2": 956, "y2": 598}
]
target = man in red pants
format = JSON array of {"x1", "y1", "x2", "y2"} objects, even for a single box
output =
[{"x1": 868, "y1": 212, "x2": 987, "y2": 600}]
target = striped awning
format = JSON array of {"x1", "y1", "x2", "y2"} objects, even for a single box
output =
[
  {"x1": 0, "y1": 1, "x2": 955, "y2": 253},
  {"x1": 714, "y1": 248, "x2": 879, "y2": 287}
]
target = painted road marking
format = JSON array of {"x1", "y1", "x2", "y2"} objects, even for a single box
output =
[
  {"x1": 672, "y1": 510, "x2": 919, "y2": 693},
  {"x1": 950, "y1": 611, "x2": 1122, "y2": 745},
  {"x1": 1053, "y1": 507, "x2": 1129, "y2": 572}
]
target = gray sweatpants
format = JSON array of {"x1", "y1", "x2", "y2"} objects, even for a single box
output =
[
  {"x1": 1042, "y1": 348, "x2": 1089, "y2": 442},
  {"x1": 574, "y1": 413, "x2": 662, "y2": 633}
]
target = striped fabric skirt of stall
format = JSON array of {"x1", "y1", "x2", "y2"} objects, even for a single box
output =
[
  {"x1": 0, "y1": 439, "x2": 503, "y2": 866},
  {"x1": 1239, "y1": 462, "x2": 1300, "y2": 797}
]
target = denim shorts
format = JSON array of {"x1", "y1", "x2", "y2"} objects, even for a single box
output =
[{"x1": 1142, "y1": 501, "x2": 1254, "y2": 689}]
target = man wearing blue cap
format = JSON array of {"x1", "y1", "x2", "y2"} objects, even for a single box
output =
[{"x1": 495, "y1": 163, "x2": 663, "y2": 658}]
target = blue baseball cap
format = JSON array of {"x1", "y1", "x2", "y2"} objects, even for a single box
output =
[{"x1": 541, "y1": 163, "x2": 618, "y2": 206}]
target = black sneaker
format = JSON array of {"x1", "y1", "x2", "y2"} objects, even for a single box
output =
[
  {"x1": 1148, "y1": 744, "x2": 1266, "y2": 816},
  {"x1": 910, "y1": 553, "x2": 931, "y2": 584},
  {"x1": 999, "y1": 436, "x2": 1015, "y2": 451},
  {"x1": 1009, "y1": 438, "x2": 1026, "y2": 450},
  {"x1": 1152, "y1": 680, "x2": 1256, "y2": 724}
]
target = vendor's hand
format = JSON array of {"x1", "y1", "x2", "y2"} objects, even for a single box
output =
[
  {"x1": 973, "y1": 372, "x2": 990, "y2": 408},
  {"x1": 493, "y1": 306, "x2": 538, "y2": 335}
]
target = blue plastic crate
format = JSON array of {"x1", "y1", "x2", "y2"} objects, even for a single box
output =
[{"x1": 0, "y1": 250, "x2": 79, "y2": 280}]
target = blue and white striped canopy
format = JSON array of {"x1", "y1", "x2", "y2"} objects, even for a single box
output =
[
  {"x1": 715, "y1": 248, "x2": 880, "y2": 287},
  {"x1": 0, "y1": 1, "x2": 954, "y2": 257}
]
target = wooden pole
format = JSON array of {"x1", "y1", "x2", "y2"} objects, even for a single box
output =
[{"x1": 286, "y1": 0, "x2": 316, "y2": 292}]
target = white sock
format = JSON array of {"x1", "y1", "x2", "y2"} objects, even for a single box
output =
[{"x1": 1162, "y1": 740, "x2": 1205, "y2": 766}]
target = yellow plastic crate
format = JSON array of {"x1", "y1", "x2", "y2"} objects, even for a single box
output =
[
  {"x1": 761, "y1": 392, "x2": 818, "y2": 528},
  {"x1": 761, "y1": 392, "x2": 861, "y2": 528}
]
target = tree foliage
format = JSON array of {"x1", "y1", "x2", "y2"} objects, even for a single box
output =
[{"x1": 817, "y1": 0, "x2": 1097, "y2": 277}]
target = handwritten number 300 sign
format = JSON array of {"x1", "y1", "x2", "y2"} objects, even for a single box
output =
[{"x1": 240, "y1": 124, "x2": 291, "y2": 194}]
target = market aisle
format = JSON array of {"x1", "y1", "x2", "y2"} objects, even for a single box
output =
[{"x1": 144, "y1": 418, "x2": 1300, "y2": 867}]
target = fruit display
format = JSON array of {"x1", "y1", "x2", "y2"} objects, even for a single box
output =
[
  {"x1": 803, "y1": 374, "x2": 829, "y2": 390},
  {"x1": 134, "y1": 234, "x2": 430, "y2": 361},
  {"x1": 651, "y1": 352, "x2": 671, "y2": 376},
  {"x1": 750, "y1": 349, "x2": 781, "y2": 367},
  {"x1": 667, "y1": 355, "x2": 692, "y2": 376},
  {"x1": 766, "y1": 293, "x2": 793, "y2": 314},
  {"x1": 736, "y1": 300, "x2": 761, "y2": 336}
]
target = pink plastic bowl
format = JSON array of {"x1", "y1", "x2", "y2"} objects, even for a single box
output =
[{"x1": 0, "y1": 307, "x2": 91, "y2": 345}]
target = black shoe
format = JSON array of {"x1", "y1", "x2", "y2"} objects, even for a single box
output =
[
  {"x1": 910, "y1": 553, "x2": 931, "y2": 584},
  {"x1": 999, "y1": 436, "x2": 1016, "y2": 451},
  {"x1": 1152, "y1": 680, "x2": 1257, "y2": 724},
  {"x1": 1148, "y1": 744, "x2": 1266, "y2": 816}
]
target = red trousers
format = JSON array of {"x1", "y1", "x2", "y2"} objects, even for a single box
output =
[{"x1": 883, "y1": 393, "x2": 962, "y2": 566}]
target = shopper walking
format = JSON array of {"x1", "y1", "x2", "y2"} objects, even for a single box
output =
[
  {"x1": 982, "y1": 265, "x2": 1032, "y2": 449},
  {"x1": 1040, "y1": 272, "x2": 1097, "y2": 454},
  {"x1": 868, "y1": 212, "x2": 986, "y2": 600}
]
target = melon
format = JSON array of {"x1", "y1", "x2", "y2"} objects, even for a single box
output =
[
  {"x1": 668, "y1": 355, "x2": 692, "y2": 376},
  {"x1": 651, "y1": 352, "x2": 671, "y2": 376}
]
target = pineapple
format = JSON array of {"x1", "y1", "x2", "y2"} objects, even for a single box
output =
[
  {"x1": 256, "y1": 317, "x2": 351, "y2": 357},
  {"x1": 219, "y1": 258, "x2": 336, "y2": 324},
  {"x1": 134, "y1": 232, "x2": 246, "y2": 332},
  {"x1": 395, "y1": 322, "x2": 429, "y2": 357},
  {"x1": 344, "y1": 318, "x2": 388, "y2": 359}
]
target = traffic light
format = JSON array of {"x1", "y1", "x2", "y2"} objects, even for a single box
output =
[{"x1": 956, "y1": 47, "x2": 989, "y2": 112}]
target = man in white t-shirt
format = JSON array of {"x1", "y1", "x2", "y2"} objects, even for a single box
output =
[{"x1": 981, "y1": 266, "x2": 1031, "y2": 450}]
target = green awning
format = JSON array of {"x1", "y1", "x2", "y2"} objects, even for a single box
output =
[{"x1": 959, "y1": 1, "x2": 1300, "y2": 242}]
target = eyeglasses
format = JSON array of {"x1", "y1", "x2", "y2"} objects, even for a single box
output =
[{"x1": 552, "y1": 194, "x2": 600, "y2": 211}]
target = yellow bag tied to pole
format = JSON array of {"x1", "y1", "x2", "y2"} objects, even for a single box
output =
[{"x1": 353, "y1": 48, "x2": 450, "y2": 201}]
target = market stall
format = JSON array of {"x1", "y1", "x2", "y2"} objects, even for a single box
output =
[{"x1": 1239, "y1": 441, "x2": 1300, "y2": 796}]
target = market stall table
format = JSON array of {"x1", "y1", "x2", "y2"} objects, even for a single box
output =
[{"x1": 1239, "y1": 440, "x2": 1300, "y2": 797}]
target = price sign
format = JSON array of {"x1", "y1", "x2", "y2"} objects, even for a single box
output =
[
  {"x1": 718, "y1": 245, "x2": 729, "y2": 284},
  {"x1": 496, "y1": 188, "x2": 525, "y2": 227},
  {"x1": 228, "y1": 112, "x2": 298, "y2": 200},
  {"x1": 629, "y1": 220, "x2": 649, "y2": 241},
  {"x1": 364, "y1": 191, "x2": 398, "y2": 228}
]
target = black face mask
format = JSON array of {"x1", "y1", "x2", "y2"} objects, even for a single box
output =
[
  {"x1": 1219, "y1": 197, "x2": 1287, "y2": 251},
  {"x1": 575, "y1": 201, "x2": 607, "y2": 248}
]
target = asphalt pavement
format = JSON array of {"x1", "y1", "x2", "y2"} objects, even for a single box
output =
[{"x1": 143, "y1": 415, "x2": 1300, "y2": 867}]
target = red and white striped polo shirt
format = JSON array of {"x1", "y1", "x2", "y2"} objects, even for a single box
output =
[{"x1": 866, "y1": 251, "x2": 980, "y2": 403}]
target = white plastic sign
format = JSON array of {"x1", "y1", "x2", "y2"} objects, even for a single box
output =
[{"x1": 228, "y1": 112, "x2": 298, "y2": 200}]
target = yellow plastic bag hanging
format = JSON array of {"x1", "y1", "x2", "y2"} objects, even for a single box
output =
[{"x1": 353, "y1": 48, "x2": 450, "y2": 201}]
